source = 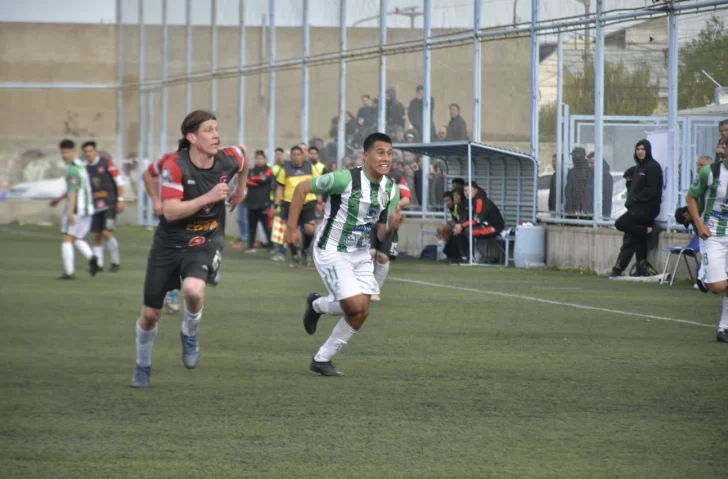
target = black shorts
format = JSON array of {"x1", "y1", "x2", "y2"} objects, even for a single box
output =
[
  {"x1": 370, "y1": 228, "x2": 399, "y2": 259},
  {"x1": 281, "y1": 202, "x2": 317, "y2": 227},
  {"x1": 91, "y1": 208, "x2": 116, "y2": 233},
  {"x1": 143, "y1": 242, "x2": 222, "y2": 309}
]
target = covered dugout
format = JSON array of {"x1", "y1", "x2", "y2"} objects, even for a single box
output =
[{"x1": 392, "y1": 141, "x2": 538, "y2": 265}]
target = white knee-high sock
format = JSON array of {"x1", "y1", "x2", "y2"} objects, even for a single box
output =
[
  {"x1": 313, "y1": 295, "x2": 344, "y2": 316},
  {"x1": 93, "y1": 246, "x2": 104, "y2": 267},
  {"x1": 719, "y1": 296, "x2": 728, "y2": 331},
  {"x1": 107, "y1": 236, "x2": 120, "y2": 264},
  {"x1": 136, "y1": 320, "x2": 158, "y2": 367},
  {"x1": 374, "y1": 261, "x2": 390, "y2": 289},
  {"x1": 182, "y1": 306, "x2": 203, "y2": 336},
  {"x1": 62, "y1": 242, "x2": 74, "y2": 275},
  {"x1": 74, "y1": 239, "x2": 93, "y2": 260},
  {"x1": 314, "y1": 317, "x2": 357, "y2": 362}
]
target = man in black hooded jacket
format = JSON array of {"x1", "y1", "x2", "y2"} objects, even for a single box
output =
[{"x1": 610, "y1": 139, "x2": 663, "y2": 277}]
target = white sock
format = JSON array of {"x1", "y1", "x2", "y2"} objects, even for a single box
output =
[
  {"x1": 74, "y1": 239, "x2": 94, "y2": 260},
  {"x1": 182, "y1": 306, "x2": 203, "y2": 337},
  {"x1": 107, "y1": 236, "x2": 120, "y2": 264},
  {"x1": 136, "y1": 320, "x2": 158, "y2": 367},
  {"x1": 62, "y1": 242, "x2": 74, "y2": 275},
  {"x1": 719, "y1": 296, "x2": 728, "y2": 331},
  {"x1": 93, "y1": 246, "x2": 104, "y2": 267},
  {"x1": 374, "y1": 261, "x2": 390, "y2": 289},
  {"x1": 313, "y1": 295, "x2": 344, "y2": 316},
  {"x1": 314, "y1": 317, "x2": 357, "y2": 362}
]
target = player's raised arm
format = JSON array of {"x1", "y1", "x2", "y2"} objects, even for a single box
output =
[{"x1": 161, "y1": 161, "x2": 229, "y2": 222}]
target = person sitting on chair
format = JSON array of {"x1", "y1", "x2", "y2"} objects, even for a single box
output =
[{"x1": 451, "y1": 181, "x2": 504, "y2": 262}]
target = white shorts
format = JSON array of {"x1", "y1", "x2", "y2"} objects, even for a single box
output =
[
  {"x1": 61, "y1": 214, "x2": 92, "y2": 239},
  {"x1": 313, "y1": 246, "x2": 379, "y2": 301},
  {"x1": 698, "y1": 235, "x2": 728, "y2": 284}
]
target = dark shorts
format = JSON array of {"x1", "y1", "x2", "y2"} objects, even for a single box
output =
[
  {"x1": 91, "y1": 208, "x2": 116, "y2": 233},
  {"x1": 370, "y1": 228, "x2": 399, "y2": 259},
  {"x1": 280, "y1": 202, "x2": 317, "y2": 227},
  {"x1": 143, "y1": 242, "x2": 222, "y2": 309}
]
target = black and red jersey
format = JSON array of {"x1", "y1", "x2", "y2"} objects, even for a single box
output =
[
  {"x1": 87, "y1": 156, "x2": 123, "y2": 211},
  {"x1": 244, "y1": 164, "x2": 274, "y2": 209},
  {"x1": 155, "y1": 147, "x2": 244, "y2": 249},
  {"x1": 388, "y1": 169, "x2": 411, "y2": 201}
]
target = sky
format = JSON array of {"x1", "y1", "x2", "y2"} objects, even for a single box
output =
[{"x1": 0, "y1": 0, "x2": 724, "y2": 38}]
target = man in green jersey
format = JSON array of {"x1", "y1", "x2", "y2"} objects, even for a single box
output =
[
  {"x1": 50, "y1": 139, "x2": 100, "y2": 279},
  {"x1": 687, "y1": 152, "x2": 728, "y2": 342},
  {"x1": 285, "y1": 132, "x2": 403, "y2": 376}
]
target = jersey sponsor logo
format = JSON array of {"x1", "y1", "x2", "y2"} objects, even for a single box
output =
[
  {"x1": 187, "y1": 180, "x2": 196, "y2": 185},
  {"x1": 93, "y1": 190, "x2": 109, "y2": 198},
  {"x1": 353, "y1": 223, "x2": 373, "y2": 233},
  {"x1": 161, "y1": 167, "x2": 171, "y2": 182},
  {"x1": 345, "y1": 234, "x2": 358, "y2": 249},
  {"x1": 220, "y1": 175, "x2": 230, "y2": 184},
  {"x1": 189, "y1": 236, "x2": 206, "y2": 247},
  {"x1": 315, "y1": 173, "x2": 334, "y2": 192},
  {"x1": 98, "y1": 166, "x2": 105, "y2": 174},
  {"x1": 381, "y1": 190, "x2": 390, "y2": 206},
  {"x1": 186, "y1": 219, "x2": 219, "y2": 232}
]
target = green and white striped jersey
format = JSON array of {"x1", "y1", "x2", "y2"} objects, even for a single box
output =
[
  {"x1": 689, "y1": 161, "x2": 728, "y2": 236},
  {"x1": 311, "y1": 167, "x2": 400, "y2": 253},
  {"x1": 66, "y1": 159, "x2": 95, "y2": 216}
]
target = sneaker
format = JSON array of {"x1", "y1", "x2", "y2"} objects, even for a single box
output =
[
  {"x1": 370, "y1": 294, "x2": 381, "y2": 302},
  {"x1": 109, "y1": 263, "x2": 121, "y2": 273},
  {"x1": 696, "y1": 278, "x2": 708, "y2": 293},
  {"x1": 164, "y1": 293, "x2": 180, "y2": 314},
  {"x1": 717, "y1": 329, "x2": 728, "y2": 343},
  {"x1": 290, "y1": 254, "x2": 300, "y2": 268},
  {"x1": 271, "y1": 253, "x2": 286, "y2": 262},
  {"x1": 310, "y1": 357, "x2": 344, "y2": 376},
  {"x1": 89, "y1": 256, "x2": 101, "y2": 276},
  {"x1": 303, "y1": 292, "x2": 322, "y2": 335},
  {"x1": 244, "y1": 248, "x2": 257, "y2": 254},
  {"x1": 180, "y1": 332, "x2": 200, "y2": 369},
  {"x1": 57, "y1": 273, "x2": 76, "y2": 280},
  {"x1": 608, "y1": 266, "x2": 623, "y2": 279},
  {"x1": 131, "y1": 365, "x2": 151, "y2": 388}
]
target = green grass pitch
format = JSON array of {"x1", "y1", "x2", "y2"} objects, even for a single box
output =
[{"x1": 0, "y1": 224, "x2": 726, "y2": 478}]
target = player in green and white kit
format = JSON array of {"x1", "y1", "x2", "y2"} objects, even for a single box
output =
[
  {"x1": 285, "y1": 132, "x2": 403, "y2": 376},
  {"x1": 50, "y1": 139, "x2": 100, "y2": 279},
  {"x1": 687, "y1": 156, "x2": 728, "y2": 342}
]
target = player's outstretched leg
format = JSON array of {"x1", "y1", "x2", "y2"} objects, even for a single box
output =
[
  {"x1": 180, "y1": 278, "x2": 205, "y2": 369},
  {"x1": 59, "y1": 236, "x2": 76, "y2": 280},
  {"x1": 303, "y1": 292, "x2": 344, "y2": 335},
  {"x1": 93, "y1": 233, "x2": 105, "y2": 270},
  {"x1": 132, "y1": 307, "x2": 160, "y2": 388},
  {"x1": 107, "y1": 234, "x2": 121, "y2": 272},
  {"x1": 310, "y1": 294, "x2": 369, "y2": 377},
  {"x1": 371, "y1": 253, "x2": 390, "y2": 302}
]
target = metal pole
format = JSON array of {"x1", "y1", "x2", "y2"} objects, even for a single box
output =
[
  {"x1": 267, "y1": 0, "x2": 276, "y2": 161},
  {"x1": 530, "y1": 0, "x2": 539, "y2": 161},
  {"x1": 146, "y1": 90, "x2": 155, "y2": 226},
  {"x1": 467, "y1": 144, "x2": 473, "y2": 264},
  {"x1": 593, "y1": 0, "x2": 604, "y2": 227},
  {"x1": 136, "y1": 0, "x2": 145, "y2": 225},
  {"x1": 377, "y1": 0, "x2": 387, "y2": 133},
  {"x1": 301, "y1": 0, "x2": 310, "y2": 144},
  {"x1": 160, "y1": 0, "x2": 168, "y2": 155},
  {"x1": 667, "y1": 0, "x2": 678, "y2": 230},
  {"x1": 555, "y1": 32, "x2": 563, "y2": 216},
  {"x1": 185, "y1": 0, "x2": 192, "y2": 114},
  {"x1": 562, "y1": 103, "x2": 570, "y2": 215},
  {"x1": 336, "y1": 0, "x2": 347, "y2": 171},
  {"x1": 472, "y1": 0, "x2": 481, "y2": 143},
  {"x1": 116, "y1": 0, "x2": 124, "y2": 165},
  {"x1": 422, "y1": 0, "x2": 431, "y2": 216},
  {"x1": 238, "y1": 0, "x2": 246, "y2": 145},
  {"x1": 210, "y1": 0, "x2": 218, "y2": 112}
]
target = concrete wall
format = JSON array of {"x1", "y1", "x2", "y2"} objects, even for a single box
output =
[{"x1": 0, "y1": 22, "x2": 532, "y2": 191}]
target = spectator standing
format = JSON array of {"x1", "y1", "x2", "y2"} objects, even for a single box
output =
[
  {"x1": 445, "y1": 104, "x2": 468, "y2": 141},
  {"x1": 407, "y1": 85, "x2": 435, "y2": 141},
  {"x1": 715, "y1": 119, "x2": 728, "y2": 163},
  {"x1": 436, "y1": 126, "x2": 448, "y2": 141},
  {"x1": 584, "y1": 151, "x2": 613, "y2": 219},
  {"x1": 386, "y1": 88, "x2": 405, "y2": 133},
  {"x1": 548, "y1": 153, "x2": 558, "y2": 213},
  {"x1": 564, "y1": 147, "x2": 589, "y2": 216}
]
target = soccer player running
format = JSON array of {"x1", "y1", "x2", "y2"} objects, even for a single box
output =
[
  {"x1": 368, "y1": 164, "x2": 411, "y2": 301},
  {"x1": 285, "y1": 132, "x2": 402, "y2": 376},
  {"x1": 687, "y1": 152, "x2": 728, "y2": 342},
  {"x1": 131, "y1": 110, "x2": 248, "y2": 388},
  {"x1": 142, "y1": 151, "x2": 182, "y2": 313},
  {"x1": 82, "y1": 141, "x2": 124, "y2": 272},
  {"x1": 50, "y1": 139, "x2": 100, "y2": 279}
]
